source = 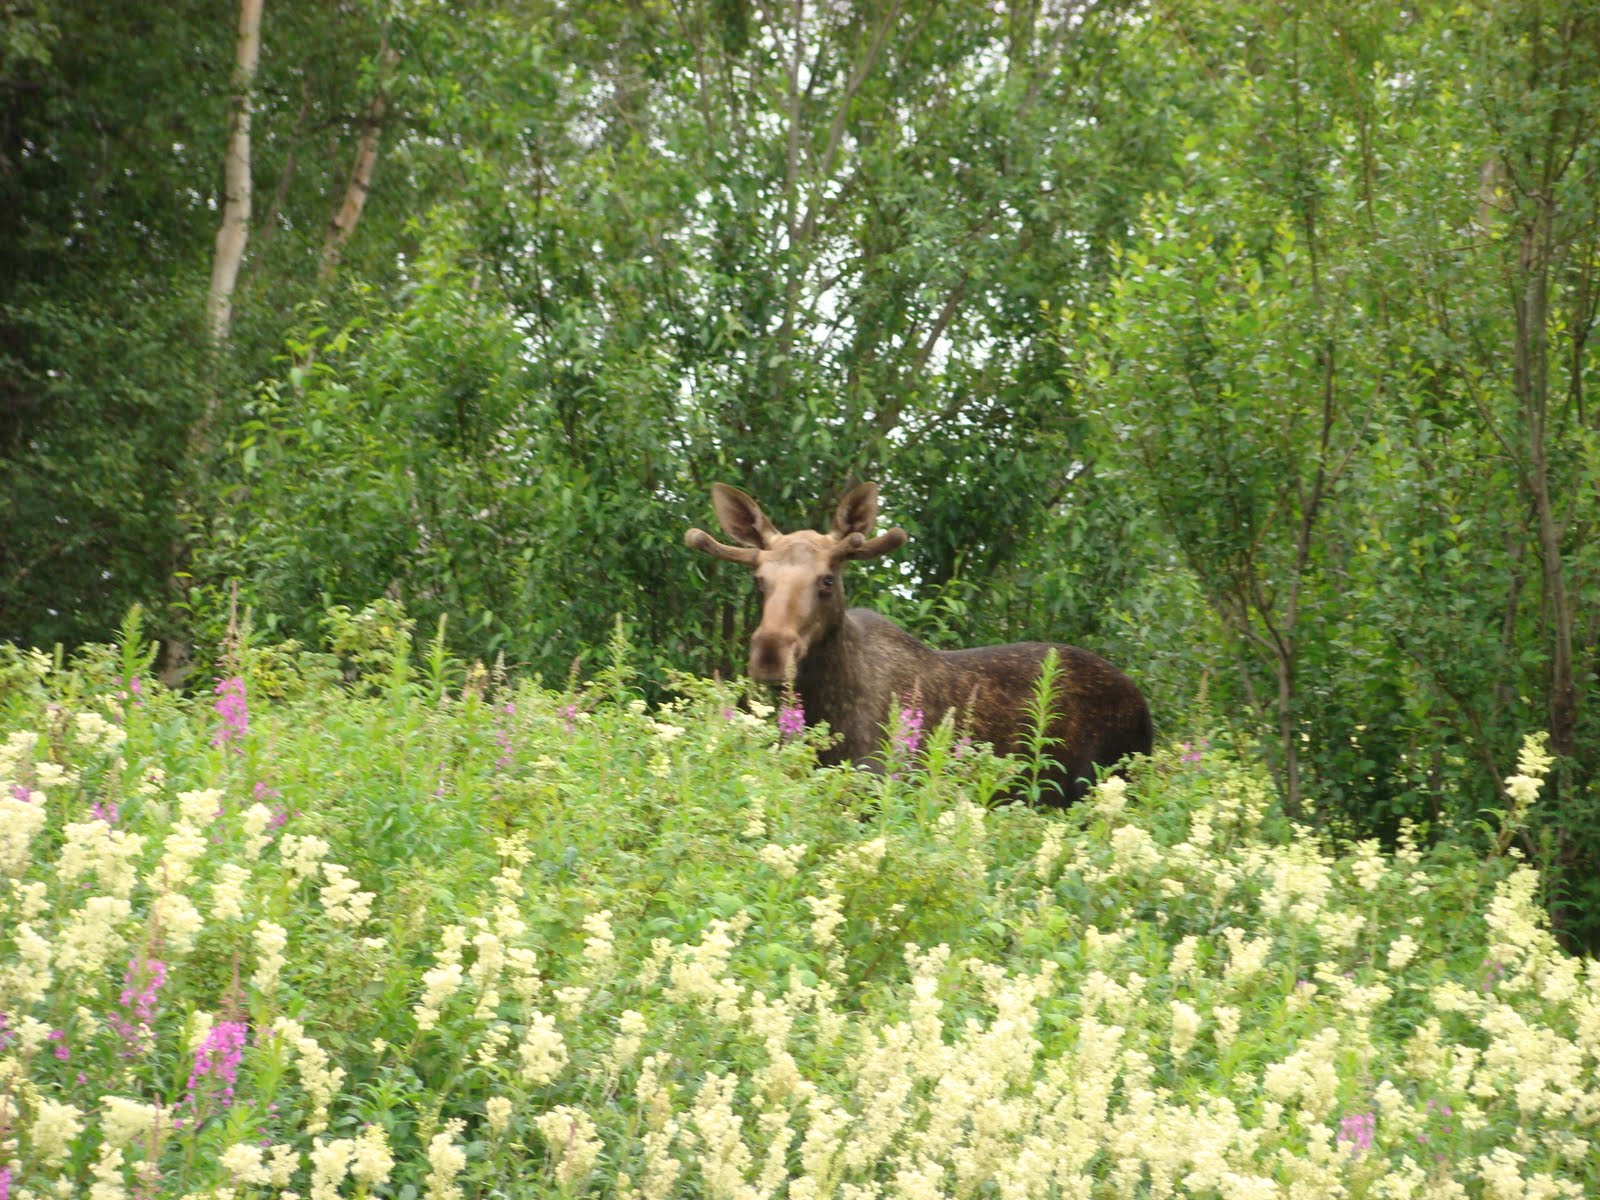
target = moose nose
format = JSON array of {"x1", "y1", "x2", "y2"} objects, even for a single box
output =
[{"x1": 749, "y1": 630, "x2": 800, "y2": 682}]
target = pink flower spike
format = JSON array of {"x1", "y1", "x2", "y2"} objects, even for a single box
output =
[
  {"x1": 212, "y1": 675, "x2": 250, "y2": 750},
  {"x1": 894, "y1": 705, "x2": 925, "y2": 755},
  {"x1": 778, "y1": 701, "x2": 805, "y2": 738}
]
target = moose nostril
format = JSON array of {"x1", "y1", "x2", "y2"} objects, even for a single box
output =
[{"x1": 749, "y1": 633, "x2": 799, "y2": 680}]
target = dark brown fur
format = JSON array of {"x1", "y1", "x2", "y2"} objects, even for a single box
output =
[{"x1": 686, "y1": 482, "x2": 1152, "y2": 804}]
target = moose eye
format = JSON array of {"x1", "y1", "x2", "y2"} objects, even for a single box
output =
[{"x1": 818, "y1": 574, "x2": 836, "y2": 592}]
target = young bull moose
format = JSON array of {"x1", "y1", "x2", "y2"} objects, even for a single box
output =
[{"x1": 685, "y1": 482, "x2": 1152, "y2": 804}]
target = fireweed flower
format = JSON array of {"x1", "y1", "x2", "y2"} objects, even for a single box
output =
[
  {"x1": 112, "y1": 954, "x2": 168, "y2": 1056},
  {"x1": 494, "y1": 702, "x2": 516, "y2": 769},
  {"x1": 777, "y1": 701, "x2": 805, "y2": 738},
  {"x1": 181, "y1": 1019, "x2": 248, "y2": 1120},
  {"x1": 212, "y1": 675, "x2": 249, "y2": 749},
  {"x1": 1337, "y1": 1110, "x2": 1376, "y2": 1153},
  {"x1": 894, "y1": 704, "x2": 925, "y2": 755},
  {"x1": 120, "y1": 674, "x2": 144, "y2": 707}
]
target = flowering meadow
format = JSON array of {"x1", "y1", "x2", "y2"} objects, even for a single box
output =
[{"x1": 1, "y1": 612, "x2": 1598, "y2": 1200}]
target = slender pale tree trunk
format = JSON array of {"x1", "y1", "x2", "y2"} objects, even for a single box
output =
[
  {"x1": 207, "y1": 0, "x2": 263, "y2": 344},
  {"x1": 320, "y1": 42, "x2": 398, "y2": 283}
]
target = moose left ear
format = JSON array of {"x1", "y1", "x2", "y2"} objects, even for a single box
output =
[{"x1": 830, "y1": 482, "x2": 880, "y2": 540}]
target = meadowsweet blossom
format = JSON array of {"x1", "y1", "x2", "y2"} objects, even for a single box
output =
[
  {"x1": 319, "y1": 862, "x2": 375, "y2": 925},
  {"x1": 210, "y1": 862, "x2": 251, "y2": 922},
  {"x1": 54, "y1": 895, "x2": 133, "y2": 976},
  {"x1": 309, "y1": 1137, "x2": 355, "y2": 1200},
  {"x1": 535, "y1": 1106, "x2": 603, "y2": 1188},
  {"x1": 149, "y1": 817, "x2": 208, "y2": 890},
  {"x1": 149, "y1": 890, "x2": 204, "y2": 954},
  {"x1": 241, "y1": 801, "x2": 275, "y2": 859},
  {"x1": 252, "y1": 920, "x2": 288, "y2": 993},
  {"x1": 518, "y1": 1010, "x2": 569, "y2": 1085},
  {"x1": 1388, "y1": 935, "x2": 1419, "y2": 971},
  {"x1": 1094, "y1": 775, "x2": 1130, "y2": 818},
  {"x1": 73, "y1": 711, "x2": 126, "y2": 754},
  {"x1": 288, "y1": 1027, "x2": 347, "y2": 1134},
  {"x1": 1213, "y1": 1004, "x2": 1242, "y2": 1052},
  {"x1": 351, "y1": 1124, "x2": 394, "y2": 1188},
  {"x1": 581, "y1": 908, "x2": 616, "y2": 969},
  {"x1": 1171, "y1": 1001, "x2": 1202, "y2": 1059},
  {"x1": 280, "y1": 833, "x2": 331, "y2": 883},
  {"x1": 665, "y1": 916, "x2": 748, "y2": 1019},
  {"x1": 221, "y1": 1143, "x2": 270, "y2": 1187},
  {"x1": 415, "y1": 940, "x2": 466, "y2": 1031},
  {"x1": 0, "y1": 782, "x2": 48, "y2": 875},
  {"x1": 1169, "y1": 935, "x2": 1201, "y2": 980},
  {"x1": 486, "y1": 1096, "x2": 513, "y2": 1135},
  {"x1": 1, "y1": 920, "x2": 52, "y2": 1003},
  {"x1": 758, "y1": 841, "x2": 807, "y2": 878},
  {"x1": 1222, "y1": 927, "x2": 1272, "y2": 981},
  {"x1": 423, "y1": 1120, "x2": 468, "y2": 1200},
  {"x1": 99, "y1": 1096, "x2": 167, "y2": 1148},
  {"x1": 28, "y1": 1097, "x2": 83, "y2": 1163}
]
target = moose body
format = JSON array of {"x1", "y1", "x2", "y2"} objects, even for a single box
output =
[{"x1": 687, "y1": 482, "x2": 1152, "y2": 804}]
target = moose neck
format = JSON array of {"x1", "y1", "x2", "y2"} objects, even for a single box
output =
[{"x1": 790, "y1": 608, "x2": 941, "y2": 763}]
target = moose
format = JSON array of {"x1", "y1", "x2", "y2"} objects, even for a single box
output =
[{"x1": 686, "y1": 482, "x2": 1152, "y2": 804}]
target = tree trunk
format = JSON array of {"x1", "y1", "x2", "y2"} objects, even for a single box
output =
[
  {"x1": 1513, "y1": 177, "x2": 1578, "y2": 757},
  {"x1": 320, "y1": 42, "x2": 399, "y2": 283},
  {"x1": 206, "y1": 0, "x2": 263, "y2": 344}
]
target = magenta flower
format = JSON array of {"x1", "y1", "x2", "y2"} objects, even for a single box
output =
[
  {"x1": 1337, "y1": 1110, "x2": 1376, "y2": 1153},
  {"x1": 184, "y1": 1020, "x2": 248, "y2": 1115},
  {"x1": 895, "y1": 705, "x2": 925, "y2": 755},
  {"x1": 212, "y1": 676, "x2": 249, "y2": 749},
  {"x1": 778, "y1": 701, "x2": 805, "y2": 738},
  {"x1": 91, "y1": 800, "x2": 120, "y2": 825},
  {"x1": 10, "y1": 784, "x2": 29, "y2": 803},
  {"x1": 111, "y1": 955, "x2": 168, "y2": 1057},
  {"x1": 494, "y1": 702, "x2": 516, "y2": 769}
]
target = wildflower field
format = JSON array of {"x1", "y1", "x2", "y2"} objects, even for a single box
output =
[{"x1": 1, "y1": 613, "x2": 1597, "y2": 1200}]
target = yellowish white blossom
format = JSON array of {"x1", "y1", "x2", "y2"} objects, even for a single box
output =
[
  {"x1": 758, "y1": 841, "x2": 808, "y2": 878},
  {"x1": 518, "y1": 1010, "x2": 569, "y2": 1085},
  {"x1": 423, "y1": 1120, "x2": 468, "y2": 1200},
  {"x1": 536, "y1": 1106, "x2": 604, "y2": 1188}
]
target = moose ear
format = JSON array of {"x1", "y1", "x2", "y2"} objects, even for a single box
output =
[
  {"x1": 710, "y1": 483, "x2": 779, "y2": 548},
  {"x1": 830, "y1": 482, "x2": 880, "y2": 540}
]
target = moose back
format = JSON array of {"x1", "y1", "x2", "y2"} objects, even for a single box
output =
[{"x1": 686, "y1": 482, "x2": 1152, "y2": 803}]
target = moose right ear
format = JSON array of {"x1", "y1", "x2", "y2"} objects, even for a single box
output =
[{"x1": 711, "y1": 483, "x2": 780, "y2": 548}]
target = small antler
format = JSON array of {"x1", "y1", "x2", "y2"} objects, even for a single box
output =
[
  {"x1": 834, "y1": 527, "x2": 907, "y2": 561},
  {"x1": 685, "y1": 527, "x2": 760, "y2": 565}
]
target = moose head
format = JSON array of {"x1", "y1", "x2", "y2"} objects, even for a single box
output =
[{"x1": 685, "y1": 482, "x2": 906, "y2": 683}]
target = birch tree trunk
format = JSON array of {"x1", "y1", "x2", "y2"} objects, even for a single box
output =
[
  {"x1": 320, "y1": 43, "x2": 398, "y2": 283},
  {"x1": 206, "y1": 0, "x2": 263, "y2": 344}
]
